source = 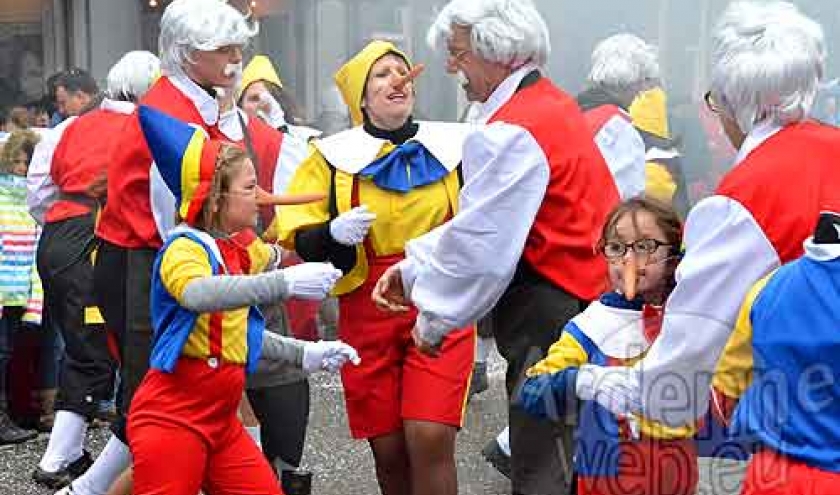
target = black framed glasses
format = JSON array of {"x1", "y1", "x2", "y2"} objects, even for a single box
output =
[
  {"x1": 704, "y1": 90, "x2": 723, "y2": 114},
  {"x1": 601, "y1": 238, "x2": 673, "y2": 260}
]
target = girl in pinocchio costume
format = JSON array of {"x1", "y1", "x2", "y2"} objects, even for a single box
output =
[
  {"x1": 518, "y1": 198, "x2": 698, "y2": 495},
  {"x1": 126, "y1": 106, "x2": 359, "y2": 495},
  {"x1": 273, "y1": 40, "x2": 474, "y2": 495}
]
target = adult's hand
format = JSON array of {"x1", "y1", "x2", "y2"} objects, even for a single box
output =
[
  {"x1": 372, "y1": 264, "x2": 409, "y2": 312},
  {"x1": 329, "y1": 205, "x2": 376, "y2": 246},
  {"x1": 411, "y1": 326, "x2": 441, "y2": 357}
]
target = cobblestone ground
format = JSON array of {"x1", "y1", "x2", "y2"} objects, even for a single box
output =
[{"x1": 0, "y1": 348, "x2": 743, "y2": 495}]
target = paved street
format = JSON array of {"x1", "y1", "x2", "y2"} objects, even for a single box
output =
[{"x1": 0, "y1": 348, "x2": 743, "y2": 495}]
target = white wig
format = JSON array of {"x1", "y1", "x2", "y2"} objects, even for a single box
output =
[
  {"x1": 588, "y1": 34, "x2": 659, "y2": 99},
  {"x1": 711, "y1": 1, "x2": 825, "y2": 133},
  {"x1": 106, "y1": 51, "x2": 160, "y2": 102},
  {"x1": 427, "y1": 0, "x2": 550, "y2": 68},
  {"x1": 159, "y1": 0, "x2": 257, "y2": 74}
]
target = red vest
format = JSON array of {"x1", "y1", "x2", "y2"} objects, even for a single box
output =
[
  {"x1": 245, "y1": 116, "x2": 284, "y2": 227},
  {"x1": 96, "y1": 77, "x2": 228, "y2": 248},
  {"x1": 716, "y1": 121, "x2": 840, "y2": 263},
  {"x1": 583, "y1": 104, "x2": 627, "y2": 135},
  {"x1": 489, "y1": 78, "x2": 620, "y2": 301},
  {"x1": 46, "y1": 108, "x2": 132, "y2": 223}
]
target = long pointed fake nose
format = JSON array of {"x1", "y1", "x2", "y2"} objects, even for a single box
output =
[
  {"x1": 623, "y1": 256, "x2": 639, "y2": 300},
  {"x1": 255, "y1": 186, "x2": 325, "y2": 206},
  {"x1": 392, "y1": 63, "x2": 426, "y2": 92}
]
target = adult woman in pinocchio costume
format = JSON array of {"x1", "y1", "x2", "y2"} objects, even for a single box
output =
[
  {"x1": 273, "y1": 40, "x2": 474, "y2": 495},
  {"x1": 126, "y1": 105, "x2": 357, "y2": 495}
]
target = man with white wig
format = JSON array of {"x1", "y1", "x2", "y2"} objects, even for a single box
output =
[
  {"x1": 372, "y1": 0, "x2": 620, "y2": 493},
  {"x1": 571, "y1": 0, "x2": 840, "y2": 455},
  {"x1": 25, "y1": 51, "x2": 160, "y2": 495},
  {"x1": 577, "y1": 33, "x2": 651, "y2": 201},
  {"x1": 54, "y1": 2, "x2": 256, "y2": 495}
]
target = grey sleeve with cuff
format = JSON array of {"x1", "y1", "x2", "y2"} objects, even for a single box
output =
[
  {"x1": 179, "y1": 271, "x2": 290, "y2": 313},
  {"x1": 260, "y1": 330, "x2": 305, "y2": 367}
]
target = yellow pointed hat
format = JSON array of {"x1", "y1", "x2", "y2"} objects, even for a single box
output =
[
  {"x1": 240, "y1": 55, "x2": 284, "y2": 98},
  {"x1": 334, "y1": 40, "x2": 411, "y2": 127}
]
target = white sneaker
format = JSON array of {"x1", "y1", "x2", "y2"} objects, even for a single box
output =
[{"x1": 54, "y1": 484, "x2": 76, "y2": 495}]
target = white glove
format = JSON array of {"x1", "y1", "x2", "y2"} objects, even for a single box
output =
[
  {"x1": 257, "y1": 90, "x2": 287, "y2": 129},
  {"x1": 282, "y1": 263, "x2": 342, "y2": 300},
  {"x1": 329, "y1": 205, "x2": 376, "y2": 246},
  {"x1": 302, "y1": 340, "x2": 361, "y2": 373},
  {"x1": 575, "y1": 364, "x2": 642, "y2": 416}
]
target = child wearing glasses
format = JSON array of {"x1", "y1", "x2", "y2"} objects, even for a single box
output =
[{"x1": 517, "y1": 197, "x2": 697, "y2": 495}]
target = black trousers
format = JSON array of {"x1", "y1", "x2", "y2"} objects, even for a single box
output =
[
  {"x1": 492, "y1": 263, "x2": 585, "y2": 495},
  {"x1": 38, "y1": 216, "x2": 116, "y2": 418},
  {"x1": 92, "y1": 240, "x2": 156, "y2": 442},
  {"x1": 246, "y1": 379, "x2": 310, "y2": 470}
]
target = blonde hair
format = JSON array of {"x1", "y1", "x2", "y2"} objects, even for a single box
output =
[
  {"x1": 0, "y1": 129, "x2": 40, "y2": 174},
  {"x1": 191, "y1": 143, "x2": 251, "y2": 231}
]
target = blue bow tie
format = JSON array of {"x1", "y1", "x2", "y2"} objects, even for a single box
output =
[{"x1": 359, "y1": 141, "x2": 449, "y2": 193}]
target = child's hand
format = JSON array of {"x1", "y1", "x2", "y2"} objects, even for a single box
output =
[
  {"x1": 283, "y1": 263, "x2": 342, "y2": 300},
  {"x1": 302, "y1": 340, "x2": 361, "y2": 373}
]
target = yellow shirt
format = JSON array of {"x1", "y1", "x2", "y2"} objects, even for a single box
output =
[
  {"x1": 158, "y1": 234, "x2": 273, "y2": 364},
  {"x1": 269, "y1": 144, "x2": 460, "y2": 295}
]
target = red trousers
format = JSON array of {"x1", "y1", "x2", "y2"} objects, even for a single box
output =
[
  {"x1": 128, "y1": 358, "x2": 281, "y2": 495},
  {"x1": 741, "y1": 449, "x2": 840, "y2": 495}
]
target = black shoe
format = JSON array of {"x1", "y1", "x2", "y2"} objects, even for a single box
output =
[
  {"x1": 32, "y1": 451, "x2": 93, "y2": 489},
  {"x1": 281, "y1": 470, "x2": 312, "y2": 495},
  {"x1": 469, "y1": 362, "x2": 489, "y2": 396},
  {"x1": 481, "y1": 438, "x2": 511, "y2": 479},
  {"x1": 0, "y1": 411, "x2": 37, "y2": 445}
]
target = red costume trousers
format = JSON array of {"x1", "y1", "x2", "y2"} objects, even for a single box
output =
[
  {"x1": 741, "y1": 449, "x2": 840, "y2": 495},
  {"x1": 128, "y1": 358, "x2": 281, "y2": 495}
]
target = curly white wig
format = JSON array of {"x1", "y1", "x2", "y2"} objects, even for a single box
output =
[
  {"x1": 588, "y1": 34, "x2": 660, "y2": 100},
  {"x1": 159, "y1": 0, "x2": 257, "y2": 75},
  {"x1": 106, "y1": 51, "x2": 160, "y2": 102},
  {"x1": 426, "y1": 0, "x2": 550, "y2": 68},
  {"x1": 710, "y1": 1, "x2": 825, "y2": 133}
]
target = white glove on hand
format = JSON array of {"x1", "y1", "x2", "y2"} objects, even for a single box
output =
[
  {"x1": 575, "y1": 364, "x2": 642, "y2": 416},
  {"x1": 257, "y1": 91, "x2": 287, "y2": 129},
  {"x1": 329, "y1": 205, "x2": 376, "y2": 246},
  {"x1": 282, "y1": 263, "x2": 342, "y2": 300},
  {"x1": 302, "y1": 340, "x2": 361, "y2": 373}
]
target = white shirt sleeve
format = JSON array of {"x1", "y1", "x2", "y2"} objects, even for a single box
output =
[
  {"x1": 577, "y1": 195, "x2": 780, "y2": 426},
  {"x1": 593, "y1": 115, "x2": 646, "y2": 200},
  {"x1": 26, "y1": 118, "x2": 75, "y2": 224},
  {"x1": 273, "y1": 133, "x2": 310, "y2": 194},
  {"x1": 405, "y1": 123, "x2": 550, "y2": 344}
]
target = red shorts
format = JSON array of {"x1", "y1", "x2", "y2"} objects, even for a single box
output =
[
  {"x1": 128, "y1": 358, "x2": 280, "y2": 495},
  {"x1": 742, "y1": 449, "x2": 840, "y2": 495},
  {"x1": 338, "y1": 257, "x2": 475, "y2": 439}
]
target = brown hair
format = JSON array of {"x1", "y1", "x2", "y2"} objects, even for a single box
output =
[
  {"x1": 598, "y1": 196, "x2": 683, "y2": 253},
  {"x1": 190, "y1": 143, "x2": 251, "y2": 231},
  {"x1": 0, "y1": 129, "x2": 41, "y2": 174}
]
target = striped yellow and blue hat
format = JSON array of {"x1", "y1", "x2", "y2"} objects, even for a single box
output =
[{"x1": 138, "y1": 105, "x2": 221, "y2": 225}]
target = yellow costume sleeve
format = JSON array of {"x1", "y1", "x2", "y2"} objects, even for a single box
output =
[
  {"x1": 526, "y1": 332, "x2": 589, "y2": 377},
  {"x1": 266, "y1": 149, "x2": 333, "y2": 247},
  {"x1": 645, "y1": 162, "x2": 677, "y2": 204},
  {"x1": 712, "y1": 274, "x2": 773, "y2": 399},
  {"x1": 246, "y1": 236, "x2": 275, "y2": 274},
  {"x1": 159, "y1": 237, "x2": 213, "y2": 304}
]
